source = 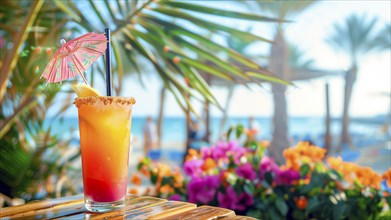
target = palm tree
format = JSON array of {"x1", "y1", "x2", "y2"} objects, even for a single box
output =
[
  {"x1": 0, "y1": 0, "x2": 290, "y2": 201},
  {"x1": 326, "y1": 14, "x2": 390, "y2": 150},
  {"x1": 244, "y1": 1, "x2": 315, "y2": 163},
  {"x1": 0, "y1": 0, "x2": 81, "y2": 202}
]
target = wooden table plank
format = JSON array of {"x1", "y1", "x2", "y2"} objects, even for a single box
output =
[
  {"x1": 1, "y1": 194, "x2": 140, "y2": 219},
  {"x1": 0, "y1": 195, "x2": 256, "y2": 220},
  {"x1": 89, "y1": 201, "x2": 196, "y2": 220},
  {"x1": 0, "y1": 195, "x2": 84, "y2": 218},
  {"x1": 164, "y1": 205, "x2": 235, "y2": 220}
]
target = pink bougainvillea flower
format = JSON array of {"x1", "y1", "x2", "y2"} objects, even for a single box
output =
[
  {"x1": 259, "y1": 156, "x2": 280, "y2": 179},
  {"x1": 183, "y1": 159, "x2": 203, "y2": 177},
  {"x1": 202, "y1": 141, "x2": 249, "y2": 165},
  {"x1": 212, "y1": 141, "x2": 231, "y2": 160},
  {"x1": 276, "y1": 169, "x2": 300, "y2": 185},
  {"x1": 236, "y1": 163, "x2": 257, "y2": 181},
  {"x1": 188, "y1": 175, "x2": 219, "y2": 204},
  {"x1": 217, "y1": 186, "x2": 253, "y2": 211},
  {"x1": 235, "y1": 192, "x2": 254, "y2": 211},
  {"x1": 168, "y1": 194, "x2": 182, "y2": 201},
  {"x1": 217, "y1": 186, "x2": 238, "y2": 209},
  {"x1": 201, "y1": 147, "x2": 212, "y2": 159}
]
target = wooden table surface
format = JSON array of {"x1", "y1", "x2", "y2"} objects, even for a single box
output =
[{"x1": 0, "y1": 195, "x2": 257, "y2": 219}]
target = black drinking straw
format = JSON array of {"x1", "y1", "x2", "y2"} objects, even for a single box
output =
[{"x1": 105, "y1": 28, "x2": 112, "y2": 96}]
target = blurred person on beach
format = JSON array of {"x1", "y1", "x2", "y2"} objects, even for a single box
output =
[
  {"x1": 188, "y1": 120, "x2": 206, "y2": 151},
  {"x1": 143, "y1": 116, "x2": 158, "y2": 156}
]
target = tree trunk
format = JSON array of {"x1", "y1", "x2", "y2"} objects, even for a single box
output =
[
  {"x1": 219, "y1": 86, "x2": 235, "y2": 138},
  {"x1": 270, "y1": 84, "x2": 289, "y2": 163},
  {"x1": 339, "y1": 65, "x2": 357, "y2": 151},
  {"x1": 203, "y1": 99, "x2": 210, "y2": 143},
  {"x1": 269, "y1": 29, "x2": 290, "y2": 164},
  {"x1": 203, "y1": 74, "x2": 212, "y2": 143},
  {"x1": 157, "y1": 86, "x2": 166, "y2": 148},
  {"x1": 324, "y1": 83, "x2": 332, "y2": 154},
  {"x1": 183, "y1": 106, "x2": 191, "y2": 164}
]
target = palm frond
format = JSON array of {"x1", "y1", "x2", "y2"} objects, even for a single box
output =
[{"x1": 326, "y1": 14, "x2": 388, "y2": 63}]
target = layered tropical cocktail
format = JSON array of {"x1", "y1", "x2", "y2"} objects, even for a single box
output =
[{"x1": 74, "y1": 95, "x2": 135, "y2": 212}]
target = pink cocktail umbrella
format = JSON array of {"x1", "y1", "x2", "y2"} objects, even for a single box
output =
[{"x1": 41, "y1": 32, "x2": 107, "y2": 84}]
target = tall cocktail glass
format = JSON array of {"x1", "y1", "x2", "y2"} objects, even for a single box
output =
[{"x1": 74, "y1": 96, "x2": 135, "y2": 212}]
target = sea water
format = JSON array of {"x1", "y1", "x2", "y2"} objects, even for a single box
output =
[{"x1": 44, "y1": 116, "x2": 386, "y2": 147}]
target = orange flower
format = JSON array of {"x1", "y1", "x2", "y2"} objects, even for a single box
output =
[
  {"x1": 185, "y1": 148, "x2": 199, "y2": 161},
  {"x1": 140, "y1": 166, "x2": 150, "y2": 177},
  {"x1": 283, "y1": 142, "x2": 327, "y2": 171},
  {"x1": 188, "y1": 148, "x2": 198, "y2": 156},
  {"x1": 260, "y1": 140, "x2": 270, "y2": 148},
  {"x1": 201, "y1": 158, "x2": 217, "y2": 171},
  {"x1": 173, "y1": 56, "x2": 181, "y2": 64},
  {"x1": 328, "y1": 157, "x2": 381, "y2": 189},
  {"x1": 163, "y1": 45, "x2": 170, "y2": 53},
  {"x1": 245, "y1": 128, "x2": 257, "y2": 137},
  {"x1": 130, "y1": 173, "x2": 142, "y2": 186},
  {"x1": 220, "y1": 171, "x2": 230, "y2": 187},
  {"x1": 172, "y1": 168, "x2": 184, "y2": 188},
  {"x1": 383, "y1": 168, "x2": 391, "y2": 188},
  {"x1": 35, "y1": 46, "x2": 41, "y2": 53},
  {"x1": 46, "y1": 47, "x2": 52, "y2": 56},
  {"x1": 128, "y1": 187, "x2": 139, "y2": 195},
  {"x1": 295, "y1": 196, "x2": 308, "y2": 209},
  {"x1": 184, "y1": 77, "x2": 190, "y2": 85},
  {"x1": 159, "y1": 185, "x2": 174, "y2": 194},
  {"x1": 327, "y1": 157, "x2": 343, "y2": 170},
  {"x1": 157, "y1": 163, "x2": 171, "y2": 177}
]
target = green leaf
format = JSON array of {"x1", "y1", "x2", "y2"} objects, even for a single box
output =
[
  {"x1": 159, "y1": 1, "x2": 282, "y2": 22},
  {"x1": 136, "y1": 162, "x2": 143, "y2": 171},
  {"x1": 103, "y1": 0, "x2": 117, "y2": 23},
  {"x1": 111, "y1": 38, "x2": 124, "y2": 88},
  {"x1": 140, "y1": 14, "x2": 260, "y2": 69},
  {"x1": 180, "y1": 56, "x2": 234, "y2": 81},
  {"x1": 265, "y1": 172, "x2": 273, "y2": 185},
  {"x1": 333, "y1": 201, "x2": 347, "y2": 220},
  {"x1": 244, "y1": 182, "x2": 255, "y2": 195},
  {"x1": 275, "y1": 197, "x2": 288, "y2": 216},
  {"x1": 300, "y1": 164, "x2": 310, "y2": 176},
  {"x1": 87, "y1": 0, "x2": 108, "y2": 27},
  {"x1": 115, "y1": 0, "x2": 124, "y2": 17},
  {"x1": 226, "y1": 126, "x2": 234, "y2": 140},
  {"x1": 152, "y1": 7, "x2": 273, "y2": 43},
  {"x1": 305, "y1": 196, "x2": 320, "y2": 215},
  {"x1": 269, "y1": 206, "x2": 282, "y2": 220},
  {"x1": 151, "y1": 172, "x2": 158, "y2": 185},
  {"x1": 235, "y1": 124, "x2": 244, "y2": 138},
  {"x1": 386, "y1": 196, "x2": 391, "y2": 207},
  {"x1": 175, "y1": 37, "x2": 250, "y2": 80},
  {"x1": 53, "y1": 0, "x2": 81, "y2": 22},
  {"x1": 161, "y1": 176, "x2": 172, "y2": 186},
  {"x1": 178, "y1": 64, "x2": 221, "y2": 109},
  {"x1": 246, "y1": 71, "x2": 293, "y2": 86},
  {"x1": 153, "y1": 7, "x2": 273, "y2": 43},
  {"x1": 246, "y1": 209, "x2": 261, "y2": 219}
]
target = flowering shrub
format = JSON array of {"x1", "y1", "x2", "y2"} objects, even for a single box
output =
[{"x1": 133, "y1": 126, "x2": 391, "y2": 219}]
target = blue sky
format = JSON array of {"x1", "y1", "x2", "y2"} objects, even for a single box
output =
[{"x1": 55, "y1": 0, "x2": 390, "y2": 118}]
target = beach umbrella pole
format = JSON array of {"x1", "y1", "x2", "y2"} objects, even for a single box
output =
[{"x1": 105, "y1": 28, "x2": 112, "y2": 96}]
